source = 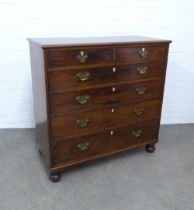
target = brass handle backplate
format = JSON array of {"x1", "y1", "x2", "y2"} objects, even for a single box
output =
[
  {"x1": 134, "y1": 108, "x2": 145, "y2": 116},
  {"x1": 76, "y1": 95, "x2": 90, "y2": 105},
  {"x1": 132, "y1": 129, "x2": 142, "y2": 138},
  {"x1": 76, "y1": 71, "x2": 90, "y2": 82},
  {"x1": 139, "y1": 47, "x2": 148, "y2": 58},
  {"x1": 77, "y1": 141, "x2": 90, "y2": 151},
  {"x1": 136, "y1": 86, "x2": 146, "y2": 95},
  {"x1": 136, "y1": 67, "x2": 148, "y2": 75},
  {"x1": 77, "y1": 50, "x2": 88, "y2": 63},
  {"x1": 76, "y1": 118, "x2": 90, "y2": 127}
]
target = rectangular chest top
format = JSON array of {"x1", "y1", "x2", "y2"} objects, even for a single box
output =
[{"x1": 28, "y1": 35, "x2": 171, "y2": 48}]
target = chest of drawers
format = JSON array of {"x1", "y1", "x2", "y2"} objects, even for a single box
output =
[{"x1": 28, "y1": 36, "x2": 171, "y2": 182}]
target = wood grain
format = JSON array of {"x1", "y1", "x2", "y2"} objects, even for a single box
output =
[
  {"x1": 51, "y1": 119, "x2": 160, "y2": 165},
  {"x1": 49, "y1": 79, "x2": 164, "y2": 115},
  {"x1": 47, "y1": 47, "x2": 113, "y2": 67},
  {"x1": 116, "y1": 44, "x2": 168, "y2": 64},
  {"x1": 48, "y1": 62, "x2": 166, "y2": 92},
  {"x1": 50, "y1": 99, "x2": 162, "y2": 140}
]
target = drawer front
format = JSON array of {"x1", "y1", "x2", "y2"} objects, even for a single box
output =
[
  {"x1": 50, "y1": 99, "x2": 161, "y2": 140},
  {"x1": 48, "y1": 62, "x2": 165, "y2": 92},
  {"x1": 116, "y1": 45, "x2": 168, "y2": 64},
  {"x1": 51, "y1": 120, "x2": 159, "y2": 165},
  {"x1": 49, "y1": 79, "x2": 164, "y2": 114},
  {"x1": 47, "y1": 47, "x2": 113, "y2": 67}
]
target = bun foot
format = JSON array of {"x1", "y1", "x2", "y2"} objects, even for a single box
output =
[
  {"x1": 145, "y1": 144, "x2": 156, "y2": 153},
  {"x1": 50, "y1": 172, "x2": 61, "y2": 182}
]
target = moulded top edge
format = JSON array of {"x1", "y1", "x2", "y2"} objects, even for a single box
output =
[{"x1": 27, "y1": 35, "x2": 172, "y2": 48}]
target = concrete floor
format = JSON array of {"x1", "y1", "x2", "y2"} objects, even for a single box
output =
[{"x1": 0, "y1": 124, "x2": 194, "y2": 210}]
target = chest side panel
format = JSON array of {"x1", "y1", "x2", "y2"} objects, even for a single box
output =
[{"x1": 29, "y1": 42, "x2": 51, "y2": 169}]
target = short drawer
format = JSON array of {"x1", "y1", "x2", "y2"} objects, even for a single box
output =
[
  {"x1": 46, "y1": 47, "x2": 113, "y2": 67},
  {"x1": 51, "y1": 119, "x2": 159, "y2": 165},
  {"x1": 116, "y1": 45, "x2": 168, "y2": 64},
  {"x1": 48, "y1": 62, "x2": 165, "y2": 92},
  {"x1": 49, "y1": 79, "x2": 164, "y2": 114},
  {"x1": 50, "y1": 99, "x2": 161, "y2": 140}
]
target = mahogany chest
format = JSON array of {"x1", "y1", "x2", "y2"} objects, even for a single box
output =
[{"x1": 28, "y1": 36, "x2": 171, "y2": 182}]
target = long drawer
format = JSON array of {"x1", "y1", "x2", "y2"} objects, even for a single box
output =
[
  {"x1": 46, "y1": 47, "x2": 113, "y2": 68},
  {"x1": 48, "y1": 62, "x2": 165, "y2": 92},
  {"x1": 50, "y1": 99, "x2": 162, "y2": 140},
  {"x1": 49, "y1": 79, "x2": 164, "y2": 114},
  {"x1": 51, "y1": 119, "x2": 159, "y2": 165}
]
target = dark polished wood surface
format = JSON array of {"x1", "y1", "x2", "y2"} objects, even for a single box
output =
[
  {"x1": 29, "y1": 42, "x2": 51, "y2": 170},
  {"x1": 52, "y1": 119, "x2": 160, "y2": 165},
  {"x1": 49, "y1": 79, "x2": 164, "y2": 114},
  {"x1": 47, "y1": 47, "x2": 113, "y2": 67},
  {"x1": 116, "y1": 45, "x2": 168, "y2": 64},
  {"x1": 28, "y1": 35, "x2": 171, "y2": 48},
  {"x1": 50, "y1": 99, "x2": 161, "y2": 140},
  {"x1": 48, "y1": 62, "x2": 165, "y2": 92},
  {"x1": 28, "y1": 35, "x2": 171, "y2": 182}
]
